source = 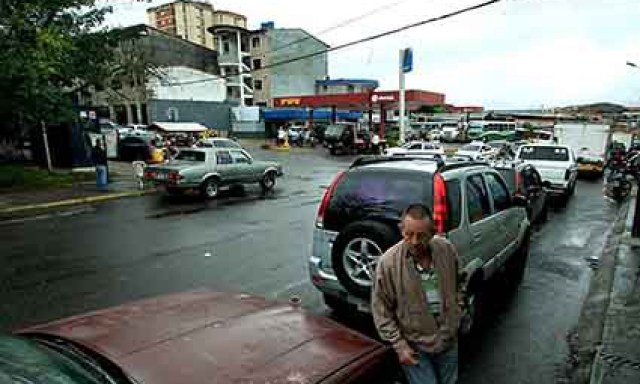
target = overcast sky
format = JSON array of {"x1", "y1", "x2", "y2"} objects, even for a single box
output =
[{"x1": 102, "y1": 0, "x2": 640, "y2": 109}]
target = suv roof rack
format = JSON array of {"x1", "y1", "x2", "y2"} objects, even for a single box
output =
[
  {"x1": 350, "y1": 155, "x2": 444, "y2": 169},
  {"x1": 440, "y1": 160, "x2": 490, "y2": 172},
  {"x1": 350, "y1": 155, "x2": 488, "y2": 172}
]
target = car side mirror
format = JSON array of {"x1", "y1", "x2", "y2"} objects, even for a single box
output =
[{"x1": 512, "y1": 195, "x2": 528, "y2": 207}]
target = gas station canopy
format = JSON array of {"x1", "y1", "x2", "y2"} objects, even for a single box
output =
[{"x1": 273, "y1": 90, "x2": 446, "y2": 110}]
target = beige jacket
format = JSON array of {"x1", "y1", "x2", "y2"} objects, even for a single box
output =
[{"x1": 371, "y1": 236, "x2": 461, "y2": 353}]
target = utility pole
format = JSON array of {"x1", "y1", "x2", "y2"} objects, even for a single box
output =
[
  {"x1": 399, "y1": 48, "x2": 413, "y2": 144},
  {"x1": 41, "y1": 121, "x2": 53, "y2": 172}
]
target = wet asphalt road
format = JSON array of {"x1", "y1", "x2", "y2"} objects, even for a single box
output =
[{"x1": 0, "y1": 146, "x2": 620, "y2": 383}]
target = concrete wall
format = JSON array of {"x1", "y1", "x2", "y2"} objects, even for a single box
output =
[
  {"x1": 148, "y1": 99, "x2": 234, "y2": 131},
  {"x1": 265, "y1": 29, "x2": 328, "y2": 103},
  {"x1": 316, "y1": 84, "x2": 372, "y2": 95},
  {"x1": 148, "y1": 66, "x2": 226, "y2": 102},
  {"x1": 213, "y1": 11, "x2": 247, "y2": 28},
  {"x1": 250, "y1": 32, "x2": 271, "y2": 105},
  {"x1": 144, "y1": 27, "x2": 219, "y2": 75}
]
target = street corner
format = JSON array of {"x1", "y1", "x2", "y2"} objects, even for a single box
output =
[{"x1": 0, "y1": 188, "x2": 158, "y2": 222}]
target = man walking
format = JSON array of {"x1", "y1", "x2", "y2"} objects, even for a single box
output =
[
  {"x1": 92, "y1": 139, "x2": 108, "y2": 190},
  {"x1": 372, "y1": 204, "x2": 461, "y2": 384}
]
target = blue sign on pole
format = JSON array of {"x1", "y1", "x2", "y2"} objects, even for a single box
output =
[{"x1": 402, "y1": 48, "x2": 413, "y2": 73}]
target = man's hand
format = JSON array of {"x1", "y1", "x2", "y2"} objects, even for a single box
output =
[{"x1": 397, "y1": 346, "x2": 419, "y2": 366}]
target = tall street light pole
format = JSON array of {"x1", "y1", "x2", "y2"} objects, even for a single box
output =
[{"x1": 626, "y1": 61, "x2": 640, "y2": 238}]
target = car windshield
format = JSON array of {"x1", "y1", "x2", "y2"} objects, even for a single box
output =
[
  {"x1": 175, "y1": 150, "x2": 206, "y2": 162},
  {"x1": 325, "y1": 125, "x2": 346, "y2": 136},
  {"x1": 519, "y1": 146, "x2": 569, "y2": 161},
  {"x1": 461, "y1": 144, "x2": 481, "y2": 151},
  {"x1": 0, "y1": 335, "x2": 114, "y2": 384},
  {"x1": 213, "y1": 140, "x2": 241, "y2": 149},
  {"x1": 402, "y1": 142, "x2": 418, "y2": 149}
]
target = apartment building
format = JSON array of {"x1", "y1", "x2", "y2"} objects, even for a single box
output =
[{"x1": 147, "y1": 0, "x2": 216, "y2": 50}]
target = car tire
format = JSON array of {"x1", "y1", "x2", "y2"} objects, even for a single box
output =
[
  {"x1": 200, "y1": 177, "x2": 220, "y2": 200},
  {"x1": 331, "y1": 221, "x2": 399, "y2": 300},
  {"x1": 260, "y1": 171, "x2": 277, "y2": 192},
  {"x1": 506, "y1": 231, "x2": 530, "y2": 287},
  {"x1": 329, "y1": 148, "x2": 336, "y2": 155},
  {"x1": 458, "y1": 269, "x2": 486, "y2": 336}
]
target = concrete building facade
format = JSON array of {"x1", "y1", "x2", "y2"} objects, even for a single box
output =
[
  {"x1": 315, "y1": 79, "x2": 379, "y2": 95},
  {"x1": 250, "y1": 25, "x2": 329, "y2": 107},
  {"x1": 87, "y1": 25, "x2": 233, "y2": 130},
  {"x1": 147, "y1": 0, "x2": 216, "y2": 50},
  {"x1": 209, "y1": 23, "x2": 254, "y2": 107},
  {"x1": 207, "y1": 21, "x2": 328, "y2": 107}
]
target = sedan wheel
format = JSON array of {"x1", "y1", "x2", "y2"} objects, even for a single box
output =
[
  {"x1": 260, "y1": 172, "x2": 277, "y2": 191},
  {"x1": 201, "y1": 178, "x2": 219, "y2": 199}
]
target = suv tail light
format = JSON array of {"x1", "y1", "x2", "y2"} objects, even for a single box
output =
[
  {"x1": 564, "y1": 170, "x2": 570, "y2": 180},
  {"x1": 433, "y1": 172, "x2": 448, "y2": 234},
  {"x1": 168, "y1": 171, "x2": 183, "y2": 182},
  {"x1": 515, "y1": 171, "x2": 523, "y2": 196},
  {"x1": 316, "y1": 171, "x2": 346, "y2": 229}
]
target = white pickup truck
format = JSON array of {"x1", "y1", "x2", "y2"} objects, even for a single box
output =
[{"x1": 516, "y1": 143, "x2": 578, "y2": 202}]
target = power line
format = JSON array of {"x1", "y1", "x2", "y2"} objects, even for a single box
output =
[
  {"x1": 268, "y1": 0, "x2": 413, "y2": 54},
  {"x1": 164, "y1": 0, "x2": 502, "y2": 87}
]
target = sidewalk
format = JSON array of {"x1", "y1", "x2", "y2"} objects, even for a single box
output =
[
  {"x1": 566, "y1": 188, "x2": 640, "y2": 383},
  {"x1": 590, "y1": 189, "x2": 640, "y2": 383},
  {"x1": 0, "y1": 161, "x2": 155, "y2": 219}
]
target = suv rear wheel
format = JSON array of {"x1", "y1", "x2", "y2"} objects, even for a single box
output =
[
  {"x1": 506, "y1": 232, "x2": 530, "y2": 287},
  {"x1": 331, "y1": 221, "x2": 398, "y2": 299}
]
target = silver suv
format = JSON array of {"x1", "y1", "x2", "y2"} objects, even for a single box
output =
[{"x1": 309, "y1": 156, "x2": 531, "y2": 333}]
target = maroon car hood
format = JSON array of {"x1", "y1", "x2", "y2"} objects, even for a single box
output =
[{"x1": 20, "y1": 290, "x2": 383, "y2": 383}]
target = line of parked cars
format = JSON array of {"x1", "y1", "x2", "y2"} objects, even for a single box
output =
[{"x1": 309, "y1": 141, "x2": 579, "y2": 335}]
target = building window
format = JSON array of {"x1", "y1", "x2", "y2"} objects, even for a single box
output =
[
  {"x1": 253, "y1": 59, "x2": 262, "y2": 70},
  {"x1": 254, "y1": 80, "x2": 263, "y2": 90},
  {"x1": 223, "y1": 42, "x2": 230, "y2": 53},
  {"x1": 252, "y1": 37, "x2": 260, "y2": 48}
]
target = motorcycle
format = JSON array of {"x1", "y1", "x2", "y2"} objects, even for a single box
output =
[{"x1": 603, "y1": 169, "x2": 632, "y2": 202}]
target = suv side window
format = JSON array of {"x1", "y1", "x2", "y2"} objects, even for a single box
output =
[
  {"x1": 229, "y1": 150, "x2": 251, "y2": 164},
  {"x1": 446, "y1": 180, "x2": 461, "y2": 230},
  {"x1": 216, "y1": 151, "x2": 232, "y2": 165},
  {"x1": 485, "y1": 173, "x2": 511, "y2": 212},
  {"x1": 466, "y1": 174, "x2": 491, "y2": 223}
]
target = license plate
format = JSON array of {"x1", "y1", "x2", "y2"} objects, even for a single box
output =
[{"x1": 155, "y1": 173, "x2": 167, "y2": 180}]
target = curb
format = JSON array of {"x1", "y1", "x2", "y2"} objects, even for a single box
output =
[
  {"x1": 564, "y1": 198, "x2": 631, "y2": 384},
  {"x1": 0, "y1": 189, "x2": 157, "y2": 216}
]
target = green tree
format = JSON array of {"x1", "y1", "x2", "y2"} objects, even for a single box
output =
[{"x1": 0, "y1": 0, "x2": 119, "y2": 140}]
